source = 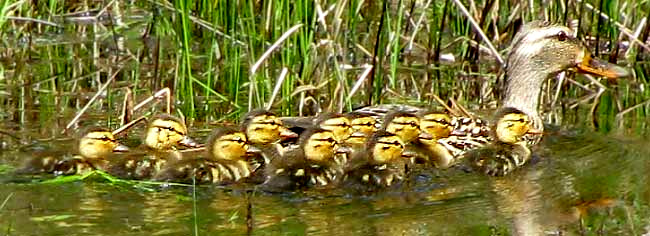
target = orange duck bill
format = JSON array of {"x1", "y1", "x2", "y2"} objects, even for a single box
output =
[{"x1": 576, "y1": 52, "x2": 629, "y2": 79}]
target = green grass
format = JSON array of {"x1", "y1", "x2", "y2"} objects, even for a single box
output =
[{"x1": 0, "y1": 0, "x2": 647, "y2": 135}]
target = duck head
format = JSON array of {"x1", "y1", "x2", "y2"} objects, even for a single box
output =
[
  {"x1": 503, "y1": 21, "x2": 629, "y2": 131},
  {"x1": 300, "y1": 128, "x2": 340, "y2": 163},
  {"x1": 418, "y1": 111, "x2": 453, "y2": 140},
  {"x1": 367, "y1": 130, "x2": 406, "y2": 164},
  {"x1": 315, "y1": 113, "x2": 353, "y2": 143},
  {"x1": 242, "y1": 110, "x2": 298, "y2": 145},
  {"x1": 493, "y1": 108, "x2": 541, "y2": 145},
  {"x1": 206, "y1": 127, "x2": 250, "y2": 161},
  {"x1": 144, "y1": 114, "x2": 198, "y2": 150},
  {"x1": 344, "y1": 112, "x2": 378, "y2": 144},
  {"x1": 77, "y1": 127, "x2": 129, "y2": 160},
  {"x1": 382, "y1": 111, "x2": 421, "y2": 143}
]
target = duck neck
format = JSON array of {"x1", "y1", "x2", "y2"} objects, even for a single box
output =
[{"x1": 502, "y1": 65, "x2": 548, "y2": 131}]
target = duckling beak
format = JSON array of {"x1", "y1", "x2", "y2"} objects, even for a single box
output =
[
  {"x1": 113, "y1": 144, "x2": 130, "y2": 152},
  {"x1": 401, "y1": 150, "x2": 417, "y2": 158},
  {"x1": 526, "y1": 127, "x2": 544, "y2": 135},
  {"x1": 576, "y1": 53, "x2": 629, "y2": 79},
  {"x1": 335, "y1": 146, "x2": 353, "y2": 154},
  {"x1": 349, "y1": 131, "x2": 366, "y2": 138},
  {"x1": 246, "y1": 146, "x2": 262, "y2": 155},
  {"x1": 279, "y1": 128, "x2": 299, "y2": 139},
  {"x1": 179, "y1": 136, "x2": 202, "y2": 148},
  {"x1": 418, "y1": 132, "x2": 434, "y2": 140}
]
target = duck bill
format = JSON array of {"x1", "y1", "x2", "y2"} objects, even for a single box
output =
[
  {"x1": 113, "y1": 144, "x2": 130, "y2": 152},
  {"x1": 349, "y1": 131, "x2": 366, "y2": 139},
  {"x1": 179, "y1": 136, "x2": 202, "y2": 148},
  {"x1": 418, "y1": 132, "x2": 434, "y2": 140},
  {"x1": 576, "y1": 53, "x2": 629, "y2": 79},
  {"x1": 526, "y1": 127, "x2": 544, "y2": 135},
  {"x1": 401, "y1": 150, "x2": 417, "y2": 158},
  {"x1": 335, "y1": 146, "x2": 353, "y2": 155},
  {"x1": 246, "y1": 146, "x2": 262, "y2": 155},
  {"x1": 279, "y1": 127, "x2": 299, "y2": 139}
]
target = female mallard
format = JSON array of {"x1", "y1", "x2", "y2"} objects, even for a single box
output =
[{"x1": 355, "y1": 21, "x2": 628, "y2": 145}]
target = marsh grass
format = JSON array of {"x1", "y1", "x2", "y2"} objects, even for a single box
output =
[{"x1": 0, "y1": 0, "x2": 647, "y2": 135}]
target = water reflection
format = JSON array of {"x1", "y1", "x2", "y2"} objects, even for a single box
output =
[{"x1": 1, "y1": 127, "x2": 650, "y2": 235}]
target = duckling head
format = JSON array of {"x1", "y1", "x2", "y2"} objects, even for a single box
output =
[
  {"x1": 242, "y1": 110, "x2": 297, "y2": 145},
  {"x1": 206, "y1": 127, "x2": 249, "y2": 161},
  {"x1": 347, "y1": 112, "x2": 378, "y2": 135},
  {"x1": 367, "y1": 131, "x2": 405, "y2": 164},
  {"x1": 77, "y1": 127, "x2": 129, "y2": 160},
  {"x1": 300, "y1": 128, "x2": 339, "y2": 163},
  {"x1": 144, "y1": 114, "x2": 198, "y2": 150},
  {"x1": 493, "y1": 108, "x2": 540, "y2": 144},
  {"x1": 503, "y1": 21, "x2": 629, "y2": 130},
  {"x1": 419, "y1": 111, "x2": 453, "y2": 140},
  {"x1": 382, "y1": 111, "x2": 420, "y2": 143},
  {"x1": 316, "y1": 113, "x2": 353, "y2": 143}
]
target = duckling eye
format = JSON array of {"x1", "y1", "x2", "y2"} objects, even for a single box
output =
[
  {"x1": 230, "y1": 138, "x2": 245, "y2": 144},
  {"x1": 97, "y1": 136, "x2": 114, "y2": 142},
  {"x1": 556, "y1": 31, "x2": 567, "y2": 41},
  {"x1": 434, "y1": 119, "x2": 449, "y2": 125},
  {"x1": 381, "y1": 146, "x2": 390, "y2": 150}
]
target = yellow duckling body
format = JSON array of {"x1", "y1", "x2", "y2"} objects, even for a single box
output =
[
  {"x1": 16, "y1": 127, "x2": 129, "y2": 175},
  {"x1": 410, "y1": 111, "x2": 456, "y2": 169},
  {"x1": 344, "y1": 130, "x2": 408, "y2": 188},
  {"x1": 104, "y1": 114, "x2": 198, "y2": 180},
  {"x1": 263, "y1": 127, "x2": 346, "y2": 191},
  {"x1": 154, "y1": 127, "x2": 259, "y2": 185},
  {"x1": 241, "y1": 110, "x2": 298, "y2": 183},
  {"x1": 465, "y1": 108, "x2": 541, "y2": 176}
]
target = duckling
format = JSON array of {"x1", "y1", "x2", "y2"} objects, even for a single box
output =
[
  {"x1": 381, "y1": 111, "x2": 421, "y2": 144},
  {"x1": 411, "y1": 111, "x2": 456, "y2": 169},
  {"x1": 345, "y1": 111, "x2": 379, "y2": 145},
  {"x1": 281, "y1": 112, "x2": 353, "y2": 144},
  {"x1": 344, "y1": 130, "x2": 409, "y2": 188},
  {"x1": 241, "y1": 109, "x2": 298, "y2": 183},
  {"x1": 263, "y1": 127, "x2": 346, "y2": 191},
  {"x1": 16, "y1": 127, "x2": 129, "y2": 175},
  {"x1": 465, "y1": 108, "x2": 542, "y2": 176},
  {"x1": 153, "y1": 127, "x2": 260, "y2": 185},
  {"x1": 103, "y1": 114, "x2": 199, "y2": 180}
]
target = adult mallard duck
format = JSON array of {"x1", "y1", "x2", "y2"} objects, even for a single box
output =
[
  {"x1": 263, "y1": 127, "x2": 347, "y2": 191},
  {"x1": 356, "y1": 21, "x2": 628, "y2": 142},
  {"x1": 16, "y1": 127, "x2": 129, "y2": 175},
  {"x1": 500, "y1": 21, "x2": 628, "y2": 139},
  {"x1": 464, "y1": 108, "x2": 542, "y2": 176},
  {"x1": 153, "y1": 127, "x2": 260, "y2": 185}
]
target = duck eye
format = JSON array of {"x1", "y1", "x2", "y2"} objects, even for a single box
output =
[
  {"x1": 557, "y1": 31, "x2": 567, "y2": 41},
  {"x1": 381, "y1": 146, "x2": 390, "y2": 150},
  {"x1": 98, "y1": 136, "x2": 113, "y2": 142}
]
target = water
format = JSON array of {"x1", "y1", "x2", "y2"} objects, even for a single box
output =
[{"x1": 1, "y1": 117, "x2": 649, "y2": 235}]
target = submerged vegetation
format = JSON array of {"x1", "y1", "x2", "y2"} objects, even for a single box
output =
[{"x1": 0, "y1": 0, "x2": 647, "y2": 136}]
